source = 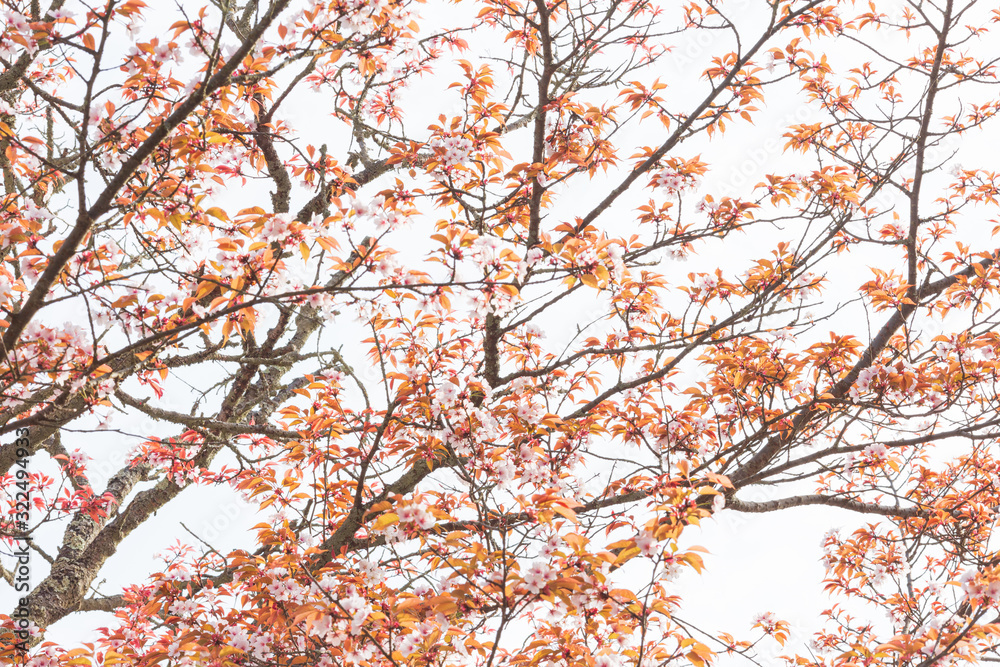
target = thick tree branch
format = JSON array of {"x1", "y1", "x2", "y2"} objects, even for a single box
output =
[
  {"x1": 726, "y1": 494, "x2": 925, "y2": 519},
  {"x1": 729, "y1": 250, "x2": 998, "y2": 487}
]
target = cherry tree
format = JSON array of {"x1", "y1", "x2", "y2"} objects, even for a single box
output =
[{"x1": 2, "y1": 0, "x2": 1000, "y2": 665}]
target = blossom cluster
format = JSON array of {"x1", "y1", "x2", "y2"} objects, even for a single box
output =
[
  {"x1": 651, "y1": 168, "x2": 698, "y2": 196},
  {"x1": 431, "y1": 135, "x2": 474, "y2": 168},
  {"x1": 397, "y1": 502, "x2": 436, "y2": 530}
]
